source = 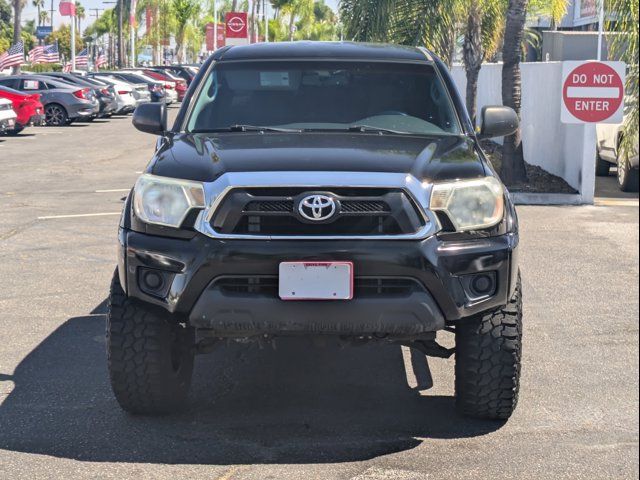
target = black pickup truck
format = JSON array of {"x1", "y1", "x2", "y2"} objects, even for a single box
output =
[{"x1": 109, "y1": 42, "x2": 523, "y2": 420}]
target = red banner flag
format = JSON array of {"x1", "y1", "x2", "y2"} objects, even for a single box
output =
[{"x1": 59, "y1": 1, "x2": 76, "y2": 17}]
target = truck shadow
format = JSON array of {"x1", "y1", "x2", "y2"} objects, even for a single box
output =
[{"x1": 0, "y1": 301, "x2": 503, "y2": 464}]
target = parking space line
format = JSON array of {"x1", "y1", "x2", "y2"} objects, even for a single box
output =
[
  {"x1": 594, "y1": 198, "x2": 639, "y2": 207},
  {"x1": 38, "y1": 212, "x2": 121, "y2": 220},
  {"x1": 95, "y1": 189, "x2": 131, "y2": 193}
]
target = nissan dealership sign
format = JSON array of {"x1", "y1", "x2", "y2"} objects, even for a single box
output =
[{"x1": 225, "y1": 12, "x2": 249, "y2": 46}]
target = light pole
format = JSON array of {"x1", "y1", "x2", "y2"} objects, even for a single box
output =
[{"x1": 130, "y1": 0, "x2": 136, "y2": 67}]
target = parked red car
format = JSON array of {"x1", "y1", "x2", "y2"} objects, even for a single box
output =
[
  {"x1": 0, "y1": 85, "x2": 45, "y2": 135},
  {"x1": 142, "y1": 69, "x2": 188, "y2": 101}
]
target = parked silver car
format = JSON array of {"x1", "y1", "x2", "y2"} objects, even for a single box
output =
[
  {"x1": 0, "y1": 75, "x2": 99, "y2": 126},
  {"x1": 596, "y1": 98, "x2": 639, "y2": 192}
]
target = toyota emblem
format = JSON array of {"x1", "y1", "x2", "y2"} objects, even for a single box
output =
[{"x1": 298, "y1": 194, "x2": 337, "y2": 221}]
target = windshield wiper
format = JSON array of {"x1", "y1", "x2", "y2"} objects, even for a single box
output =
[
  {"x1": 346, "y1": 125, "x2": 413, "y2": 135},
  {"x1": 191, "y1": 125, "x2": 301, "y2": 133}
]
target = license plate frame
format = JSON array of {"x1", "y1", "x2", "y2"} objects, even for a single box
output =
[{"x1": 279, "y1": 261, "x2": 353, "y2": 301}]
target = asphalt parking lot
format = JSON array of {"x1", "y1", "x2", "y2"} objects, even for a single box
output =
[{"x1": 0, "y1": 114, "x2": 638, "y2": 480}]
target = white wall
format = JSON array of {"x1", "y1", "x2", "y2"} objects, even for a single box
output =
[{"x1": 451, "y1": 62, "x2": 596, "y2": 202}]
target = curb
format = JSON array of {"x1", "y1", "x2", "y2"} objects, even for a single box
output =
[{"x1": 510, "y1": 192, "x2": 590, "y2": 205}]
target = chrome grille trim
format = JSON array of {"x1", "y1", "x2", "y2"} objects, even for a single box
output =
[{"x1": 194, "y1": 172, "x2": 439, "y2": 240}]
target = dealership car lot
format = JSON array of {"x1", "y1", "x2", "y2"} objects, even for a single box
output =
[{"x1": 0, "y1": 110, "x2": 638, "y2": 479}]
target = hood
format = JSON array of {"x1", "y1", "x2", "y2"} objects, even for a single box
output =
[{"x1": 148, "y1": 132, "x2": 487, "y2": 183}]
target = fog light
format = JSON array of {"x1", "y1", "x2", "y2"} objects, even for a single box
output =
[
  {"x1": 471, "y1": 274, "x2": 493, "y2": 295},
  {"x1": 143, "y1": 270, "x2": 163, "y2": 290},
  {"x1": 138, "y1": 267, "x2": 172, "y2": 297},
  {"x1": 461, "y1": 272, "x2": 497, "y2": 300}
]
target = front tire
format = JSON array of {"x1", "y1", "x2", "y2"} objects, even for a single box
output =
[
  {"x1": 595, "y1": 151, "x2": 611, "y2": 177},
  {"x1": 107, "y1": 271, "x2": 195, "y2": 415},
  {"x1": 455, "y1": 273, "x2": 522, "y2": 420},
  {"x1": 617, "y1": 146, "x2": 639, "y2": 192}
]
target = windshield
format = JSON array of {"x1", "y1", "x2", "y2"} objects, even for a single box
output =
[{"x1": 186, "y1": 60, "x2": 461, "y2": 135}]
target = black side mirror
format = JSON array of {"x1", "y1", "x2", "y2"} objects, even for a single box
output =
[
  {"x1": 478, "y1": 106, "x2": 519, "y2": 139},
  {"x1": 133, "y1": 102, "x2": 167, "y2": 135}
]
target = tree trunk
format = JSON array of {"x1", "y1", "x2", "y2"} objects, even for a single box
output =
[
  {"x1": 12, "y1": 0, "x2": 22, "y2": 73},
  {"x1": 288, "y1": 10, "x2": 295, "y2": 41},
  {"x1": 176, "y1": 28, "x2": 184, "y2": 63},
  {"x1": 500, "y1": 0, "x2": 529, "y2": 185},
  {"x1": 231, "y1": 0, "x2": 238, "y2": 11},
  {"x1": 462, "y1": 3, "x2": 483, "y2": 125},
  {"x1": 250, "y1": 0, "x2": 257, "y2": 42}
]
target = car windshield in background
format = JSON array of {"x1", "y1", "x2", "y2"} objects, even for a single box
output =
[{"x1": 187, "y1": 61, "x2": 461, "y2": 136}]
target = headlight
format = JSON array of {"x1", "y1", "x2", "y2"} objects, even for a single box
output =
[
  {"x1": 430, "y1": 176, "x2": 504, "y2": 231},
  {"x1": 133, "y1": 174, "x2": 205, "y2": 227}
]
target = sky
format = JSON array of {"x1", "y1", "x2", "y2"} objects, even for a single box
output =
[{"x1": 21, "y1": 0, "x2": 341, "y2": 31}]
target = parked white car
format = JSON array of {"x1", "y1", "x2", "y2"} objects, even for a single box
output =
[
  {"x1": 596, "y1": 101, "x2": 639, "y2": 192},
  {"x1": 92, "y1": 75, "x2": 138, "y2": 114},
  {"x1": 122, "y1": 69, "x2": 177, "y2": 104},
  {"x1": 0, "y1": 97, "x2": 17, "y2": 133}
]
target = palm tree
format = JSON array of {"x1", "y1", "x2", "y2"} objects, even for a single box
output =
[
  {"x1": 39, "y1": 9, "x2": 49, "y2": 26},
  {"x1": 276, "y1": 0, "x2": 313, "y2": 40},
  {"x1": 171, "y1": 0, "x2": 199, "y2": 62},
  {"x1": 608, "y1": 0, "x2": 638, "y2": 157},
  {"x1": 75, "y1": 2, "x2": 86, "y2": 34},
  {"x1": 11, "y1": 0, "x2": 25, "y2": 73},
  {"x1": 499, "y1": 0, "x2": 528, "y2": 184},
  {"x1": 33, "y1": 0, "x2": 44, "y2": 26},
  {"x1": 339, "y1": 0, "x2": 504, "y2": 123},
  {"x1": 499, "y1": 0, "x2": 568, "y2": 184}
]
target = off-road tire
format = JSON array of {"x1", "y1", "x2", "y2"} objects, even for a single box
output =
[
  {"x1": 595, "y1": 152, "x2": 610, "y2": 177},
  {"x1": 107, "y1": 271, "x2": 195, "y2": 415},
  {"x1": 455, "y1": 273, "x2": 522, "y2": 420}
]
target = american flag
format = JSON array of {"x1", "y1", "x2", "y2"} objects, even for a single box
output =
[
  {"x1": 42, "y1": 43, "x2": 60, "y2": 63},
  {"x1": 0, "y1": 41, "x2": 25, "y2": 70},
  {"x1": 76, "y1": 48, "x2": 88, "y2": 67},
  {"x1": 62, "y1": 62, "x2": 72, "y2": 73},
  {"x1": 95, "y1": 49, "x2": 107, "y2": 69},
  {"x1": 29, "y1": 45, "x2": 45, "y2": 63}
]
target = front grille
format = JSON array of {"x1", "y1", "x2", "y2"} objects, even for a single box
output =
[
  {"x1": 211, "y1": 187, "x2": 425, "y2": 237},
  {"x1": 244, "y1": 200, "x2": 294, "y2": 213},
  {"x1": 214, "y1": 276, "x2": 425, "y2": 298}
]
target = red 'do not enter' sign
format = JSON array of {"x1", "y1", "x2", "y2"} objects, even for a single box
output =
[{"x1": 561, "y1": 61, "x2": 625, "y2": 124}]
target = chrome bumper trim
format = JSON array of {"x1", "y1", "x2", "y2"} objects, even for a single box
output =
[{"x1": 193, "y1": 171, "x2": 440, "y2": 240}]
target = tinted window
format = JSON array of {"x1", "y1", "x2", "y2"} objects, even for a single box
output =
[
  {"x1": 187, "y1": 61, "x2": 460, "y2": 135},
  {"x1": 0, "y1": 78, "x2": 19, "y2": 89}
]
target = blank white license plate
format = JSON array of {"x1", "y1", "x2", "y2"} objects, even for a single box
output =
[{"x1": 279, "y1": 261, "x2": 353, "y2": 300}]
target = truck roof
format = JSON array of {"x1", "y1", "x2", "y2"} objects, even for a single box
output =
[{"x1": 216, "y1": 41, "x2": 433, "y2": 63}]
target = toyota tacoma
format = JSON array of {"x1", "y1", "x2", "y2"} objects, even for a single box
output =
[{"x1": 108, "y1": 42, "x2": 523, "y2": 420}]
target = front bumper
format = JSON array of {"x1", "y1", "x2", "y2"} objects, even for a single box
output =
[{"x1": 119, "y1": 229, "x2": 519, "y2": 336}]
